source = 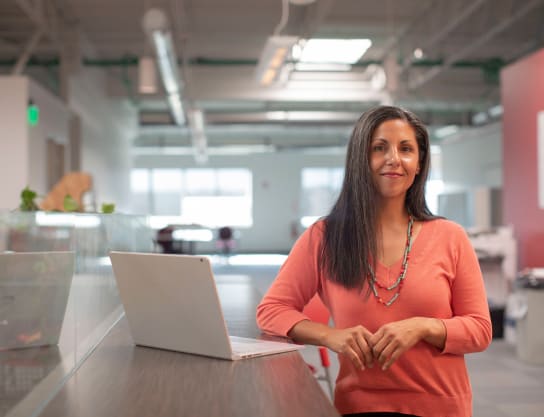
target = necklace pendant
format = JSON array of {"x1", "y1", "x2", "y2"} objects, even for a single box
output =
[
  {"x1": 367, "y1": 215, "x2": 414, "y2": 307},
  {"x1": 385, "y1": 292, "x2": 399, "y2": 306}
]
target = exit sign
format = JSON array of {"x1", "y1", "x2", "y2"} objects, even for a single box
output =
[{"x1": 27, "y1": 102, "x2": 39, "y2": 126}]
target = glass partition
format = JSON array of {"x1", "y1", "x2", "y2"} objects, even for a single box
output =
[{"x1": 0, "y1": 212, "x2": 153, "y2": 417}]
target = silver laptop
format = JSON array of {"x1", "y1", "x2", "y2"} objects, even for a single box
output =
[
  {"x1": 0, "y1": 251, "x2": 75, "y2": 350},
  {"x1": 109, "y1": 251, "x2": 303, "y2": 360}
]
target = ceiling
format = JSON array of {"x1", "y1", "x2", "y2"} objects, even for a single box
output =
[{"x1": 1, "y1": 0, "x2": 543, "y2": 152}]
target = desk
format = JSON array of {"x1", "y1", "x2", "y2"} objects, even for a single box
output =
[{"x1": 33, "y1": 275, "x2": 339, "y2": 417}]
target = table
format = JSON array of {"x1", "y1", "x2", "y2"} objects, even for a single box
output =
[{"x1": 31, "y1": 275, "x2": 339, "y2": 417}]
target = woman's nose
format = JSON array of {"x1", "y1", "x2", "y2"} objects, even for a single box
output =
[{"x1": 386, "y1": 148, "x2": 400, "y2": 164}]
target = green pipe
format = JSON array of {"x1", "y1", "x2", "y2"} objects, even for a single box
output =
[{"x1": 0, "y1": 55, "x2": 505, "y2": 84}]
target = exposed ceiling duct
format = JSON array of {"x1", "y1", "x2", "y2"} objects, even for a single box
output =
[{"x1": 142, "y1": 7, "x2": 186, "y2": 125}]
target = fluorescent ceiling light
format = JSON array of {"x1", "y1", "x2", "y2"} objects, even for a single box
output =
[
  {"x1": 143, "y1": 8, "x2": 185, "y2": 125},
  {"x1": 265, "y1": 111, "x2": 360, "y2": 122},
  {"x1": 167, "y1": 93, "x2": 185, "y2": 125},
  {"x1": 294, "y1": 62, "x2": 352, "y2": 72},
  {"x1": 255, "y1": 36, "x2": 298, "y2": 86},
  {"x1": 299, "y1": 39, "x2": 372, "y2": 64},
  {"x1": 132, "y1": 145, "x2": 276, "y2": 156},
  {"x1": 152, "y1": 31, "x2": 181, "y2": 94}
]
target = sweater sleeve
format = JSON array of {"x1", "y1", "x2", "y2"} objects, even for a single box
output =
[
  {"x1": 441, "y1": 226, "x2": 493, "y2": 355},
  {"x1": 256, "y1": 223, "x2": 323, "y2": 337}
]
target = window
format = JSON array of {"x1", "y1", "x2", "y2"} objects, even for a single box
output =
[
  {"x1": 181, "y1": 169, "x2": 252, "y2": 227},
  {"x1": 299, "y1": 162, "x2": 443, "y2": 226},
  {"x1": 300, "y1": 167, "x2": 344, "y2": 227},
  {"x1": 130, "y1": 168, "x2": 253, "y2": 228},
  {"x1": 426, "y1": 146, "x2": 444, "y2": 214},
  {"x1": 152, "y1": 169, "x2": 183, "y2": 215},
  {"x1": 130, "y1": 169, "x2": 152, "y2": 215}
]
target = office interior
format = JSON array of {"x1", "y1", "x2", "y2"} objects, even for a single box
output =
[{"x1": 0, "y1": 1, "x2": 543, "y2": 416}]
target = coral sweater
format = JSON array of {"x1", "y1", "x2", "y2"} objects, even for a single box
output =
[{"x1": 257, "y1": 219, "x2": 492, "y2": 417}]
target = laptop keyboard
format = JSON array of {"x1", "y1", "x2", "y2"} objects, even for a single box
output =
[
  {"x1": 230, "y1": 336, "x2": 265, "y2": 344},
  {"x1": 229, "y1": 335, "x2": 301, "y2": 357},
  {"x1": 229, "y1": 336, "x2": 268, "y2": 354}
]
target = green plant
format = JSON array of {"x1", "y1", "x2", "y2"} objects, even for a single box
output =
[
  {"x1": 19, "y1": 187, "x2": 39, "y2": 211},
  {"x1": 101, "y1": 203, "x2": 115, "y2": 214},
  {"x1": 17, "y1": 186, "x2": 117, "y2": 214},
  {"x1": 63, "y1": 194, "x2": 80, "y2": 212}
]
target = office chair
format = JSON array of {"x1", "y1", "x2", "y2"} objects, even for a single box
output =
[
  {"x1": 216, "y1": 226, "x2": 235, "y2": 255},
  {"x1": 302, "y1": 294, "x2": 334, "y2": 399}
]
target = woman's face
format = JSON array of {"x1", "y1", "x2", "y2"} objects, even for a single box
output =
[{"x1": 369, "y1": 118, "x2": 420, "y2": 202}]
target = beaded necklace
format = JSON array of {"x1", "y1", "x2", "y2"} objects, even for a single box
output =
[{"x1": 367, "y1": 215, "x2": 414, "y2": 307}]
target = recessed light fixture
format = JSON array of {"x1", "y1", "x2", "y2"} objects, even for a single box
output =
[
  {"x1": 413, "y1": 48, "x2": 424, "y2": 59},
  {"x1": 299, "y1": 39, "x2": 372, "y2": 64}
]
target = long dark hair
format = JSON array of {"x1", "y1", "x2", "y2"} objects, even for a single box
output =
[{"x1": 319, "y1": 105, "x2": 439, "y2": 289}]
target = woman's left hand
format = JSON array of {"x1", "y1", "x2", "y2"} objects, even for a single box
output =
[{"x1": 368, "y1": 317, "x2": 430, "y2": 370}]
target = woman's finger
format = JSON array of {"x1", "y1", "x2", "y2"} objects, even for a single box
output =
[
  {"x1": 344, "y1": 342, "x2": 364, "y2": 369},
  {"x1": 382, "y1": 347, "x2": 402, "y2": 370},
  {"x1": 355, "y1": 333, "x2": 374, "y2": 368}
]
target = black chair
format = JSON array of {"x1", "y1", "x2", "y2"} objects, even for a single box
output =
[
  {"x1": 156, "y1": 226, "x2": 180, "y2": 254},
  {"x1": 217, "y1": 226, "x2": 235, "y2": 255}
]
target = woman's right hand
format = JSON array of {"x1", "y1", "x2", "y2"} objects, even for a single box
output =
[{"x1": 323, "y1": 325, "x2": 374, "y2": 370}]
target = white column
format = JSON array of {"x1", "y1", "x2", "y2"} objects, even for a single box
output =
[{"x1": 0, "y1": 76, "x2": 29, "y2": 210}]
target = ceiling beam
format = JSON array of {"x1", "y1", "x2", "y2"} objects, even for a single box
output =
[
  {"x1": 378, "y1": 0, "x2": 439, "y2": 61},
  {"x1": 408, "y1": 0, "x2": 544, "y2": 91},
  {"x1": 12, "y1": 28, "x2": 43, "y2": 74},
  {"x1": 400, "y1": 0, "x2": 489, "y2": 75},
  {"x1": 14, "y1": 0, "x2": 71, "y2": 53}
]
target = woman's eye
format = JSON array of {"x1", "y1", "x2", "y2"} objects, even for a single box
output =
[
  {"x1": 372, "y1": 145, "x2": 385, "y2": 152},
  {"x1": 401, "y1": 146, "x2": 413, "y2": 152}
]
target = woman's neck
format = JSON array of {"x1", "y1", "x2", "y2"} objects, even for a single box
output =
[{"x1": 376, "y1": 198, "x2": 409, "y2": 228}]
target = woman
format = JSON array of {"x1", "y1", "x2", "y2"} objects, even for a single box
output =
[{"x1": 256, "y1": 106, "x2": 492, "y2": 417}]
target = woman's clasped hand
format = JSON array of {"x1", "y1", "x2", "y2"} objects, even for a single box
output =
[{"x1": 323, "y1": 317, "x2": 440, "y2": 371}]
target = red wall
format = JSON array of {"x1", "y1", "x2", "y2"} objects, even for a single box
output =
[{"x1": 501, "y1": 49, "x2": 544, "y2": 268}]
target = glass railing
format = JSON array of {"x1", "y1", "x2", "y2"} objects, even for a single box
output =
[{"x1": 0, "y1": 212, "x2": 154, "y2": 417}]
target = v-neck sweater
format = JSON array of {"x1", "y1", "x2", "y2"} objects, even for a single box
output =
[{"x1": 256, "y1": 219, "x2": 492, "y2": 417}]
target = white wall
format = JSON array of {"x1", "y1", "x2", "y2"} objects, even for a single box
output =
[
  {"x1": 134, "y1": 151, "x2": 346, "y2": 252},
  {"x1": 441, "y1": 122, "x2": 502, "y2": 190},
  {"x1": 28, "y1": 78, "x2": 71, "y2": 196},
  {"x1": 0, "y1": 76, "x2": 28, "y2": 210},
  {"x1": 439, "y1": 122, "x2": 503, "y2": 228},
  {"x1": 69, "y1": 68, "x2": 137, "y2": 212},
  {"x1": 0, "y1": 70, "x2": 137, "y2": 213}
]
